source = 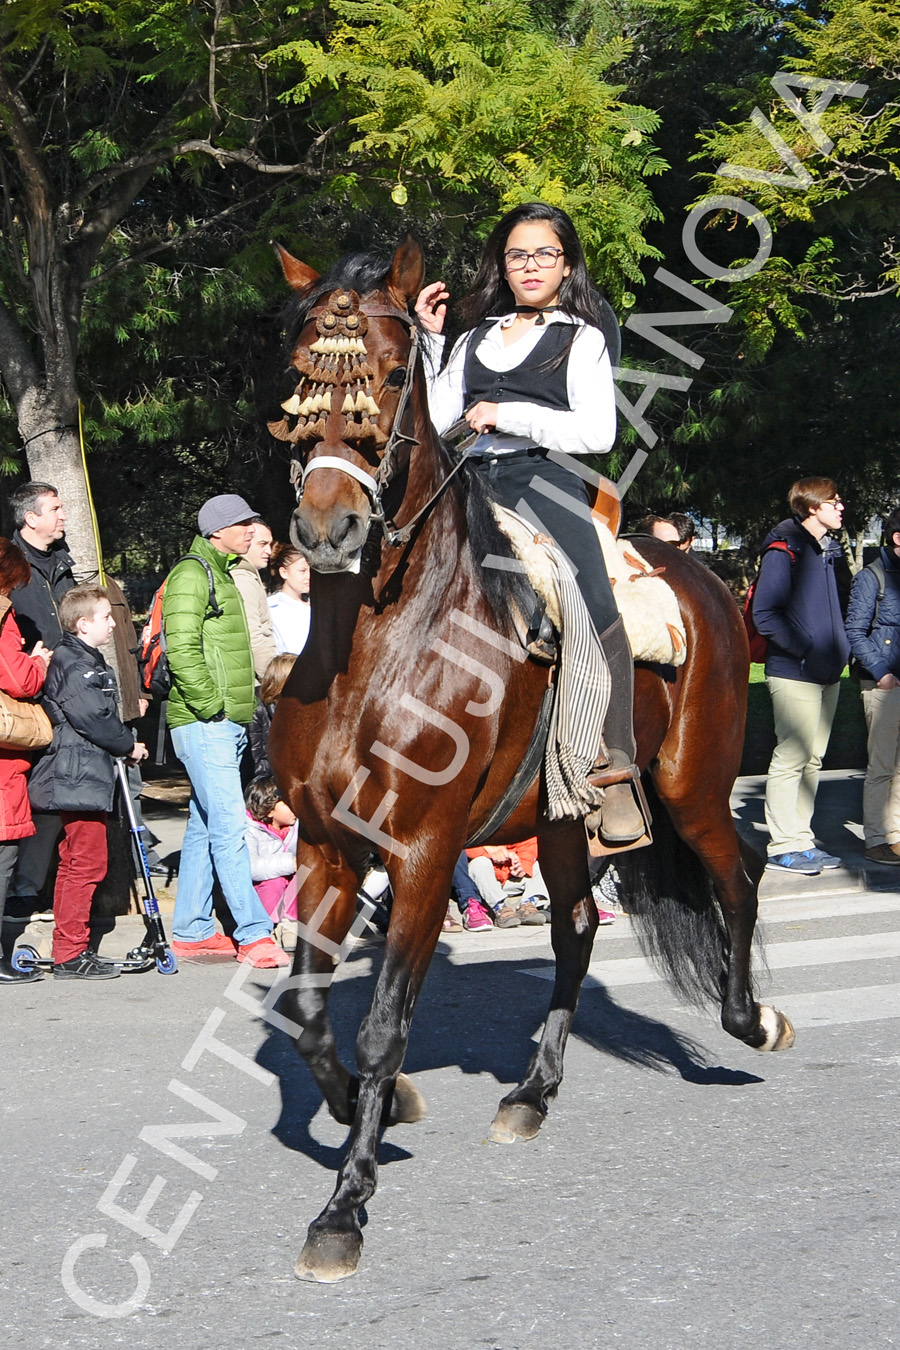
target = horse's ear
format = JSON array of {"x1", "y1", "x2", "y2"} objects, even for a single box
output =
[
  {"x1": 386, "y1": 235, "x2": 426, "y2": 308},
  {"x1": 272, "y1": 242, "x2": 320, "y2": 291}
]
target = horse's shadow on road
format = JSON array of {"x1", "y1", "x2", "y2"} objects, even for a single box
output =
[{"x1": 253, "y1": 941, "x2": 763, "y2": 1171}]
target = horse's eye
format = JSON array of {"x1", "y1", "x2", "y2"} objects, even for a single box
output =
[{"x1": 385, "y1": 366, "x2": 407, "y2": 387}]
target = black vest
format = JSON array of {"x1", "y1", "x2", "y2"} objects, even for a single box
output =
[{"x1": 462, "y1": 321, "x2": 575, "y2": 411}]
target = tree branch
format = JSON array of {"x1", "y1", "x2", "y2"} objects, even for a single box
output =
[
  {"x1": 0, "y1": 152, "x2": 28, "y2": 290},
  {"x1": 75, "y1": 129, "x2": 342, "y2": 211},
  {"x1": 208, "y1": 0, "x2": 225, "y2": 131},
  {"x1": 0, "y1": 58, "x2": 57, "y2": 220},
  {"x1": 82, "y1": 167, "x2": 309, "y2": 288}
]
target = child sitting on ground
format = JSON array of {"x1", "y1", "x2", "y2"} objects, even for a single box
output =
[
  {"x1": 244, "y1": 777, "x2": 299, "y2": 945},
  {"x1": 465, "y1": 838, "x2": 548, "y2": 929},
  {"x1": 28, "y1": 585, "x2": 147, "y2": 980}
]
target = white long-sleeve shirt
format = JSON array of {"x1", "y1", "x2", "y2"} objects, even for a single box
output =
[
  {"x1": 423, "y1": 312, "x2": 616, "y2": 456},
  {"x1": 268, "y1": 591, "x2": 310, "y2": 656}
]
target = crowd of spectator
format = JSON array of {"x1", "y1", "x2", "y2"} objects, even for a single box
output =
[{"x1": 3, "y1": 472, "x2": 897, "y2": 980}]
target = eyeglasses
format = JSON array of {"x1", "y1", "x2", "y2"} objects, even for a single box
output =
[
  {"x1": 504, "y1": 247, "x2": 565, "y2": 271},
  {"x1": 821, "y1": 496, "x2": 843, "y2": 507}
]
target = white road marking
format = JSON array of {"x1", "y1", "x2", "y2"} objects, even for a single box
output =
[
  {"x1": 763, "y1": 984, "x2": 900, "y2": 1028},
  {"x1": 522, "y1": 930, "x2": 900, "y2": 990},
  {"x1": 759, "y1": 893, "x2": 900, "y2": 923}
]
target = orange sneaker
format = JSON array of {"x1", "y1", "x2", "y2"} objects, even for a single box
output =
[
  {"x1": 236, "y1": 937, "x2": 291, "y2": 968},
  {"x1": 171, "y1": 932, "x2": 237, "y2": 963}
]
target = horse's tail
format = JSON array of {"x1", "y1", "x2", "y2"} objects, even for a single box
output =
[{"x1": 614, "y1": 778, "x2": 753, "y2": 1008}]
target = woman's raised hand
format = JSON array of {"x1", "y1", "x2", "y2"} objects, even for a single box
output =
[{"x1": 415, "y1": 281, "x2": 449, "y2": 335}]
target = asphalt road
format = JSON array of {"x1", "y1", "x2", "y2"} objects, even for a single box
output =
[{"x1": 2, "y1": 771, "x2": 898, "y2": 1350}]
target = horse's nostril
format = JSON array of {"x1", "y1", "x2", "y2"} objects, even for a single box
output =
[
  {"x1": 290, "y1": 512, "x2": 315, "y2": 549},
  {"x1": 332, "y1": 512, "x2": 363, "y2": 549}
]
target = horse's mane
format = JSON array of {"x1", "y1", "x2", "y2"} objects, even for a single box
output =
[
  {"x1": 455, "y1": 464, "x2": 536, "y2": 631},
  {"x1": 284, "y1": 246, "x2": 537, "y2": 634}
]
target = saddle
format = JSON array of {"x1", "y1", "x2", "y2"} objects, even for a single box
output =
[
  {"x1": 491, "y1": 504, "x2": 688, "y2": 668},
  {"x1": 482, "y1": 489, "x2": 684, "y2": 857}
]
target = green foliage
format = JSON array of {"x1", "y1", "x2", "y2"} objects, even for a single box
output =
[
  {"x1": 267, "y1": 0, "x2": 667, "y2": 296},
  {"x1": 696, "y1": 0, "x2": 900, "y2": 298},
  {"x1": 2, "y1": 0, "x2": 898, "y2": 569}
]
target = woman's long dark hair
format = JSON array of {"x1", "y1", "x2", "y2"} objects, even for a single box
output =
[{"x1": 458, "y1": 202, "x2": 620, "y2": 362}]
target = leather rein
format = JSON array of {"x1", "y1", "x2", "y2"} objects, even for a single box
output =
[{"x1": 290, "y1": 301, "x2": 473, "y2": 550}]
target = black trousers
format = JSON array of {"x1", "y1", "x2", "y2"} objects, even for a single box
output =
[{"x1": 476, "y1": 448, "x2": 618, "y2": 636}]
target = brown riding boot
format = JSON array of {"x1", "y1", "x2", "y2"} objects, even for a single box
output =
[{"x1": 590, "y1": 617, "x2": 645, "y2": 844}]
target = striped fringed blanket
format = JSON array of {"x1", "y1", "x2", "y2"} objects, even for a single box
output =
[{"x1": 541, "y1": 537, "x2": 611, "y2": 820}]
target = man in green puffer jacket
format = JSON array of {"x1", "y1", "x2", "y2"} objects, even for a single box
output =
[{"x1": 163, "y1": 494, "x2": 289, "y2": 970}]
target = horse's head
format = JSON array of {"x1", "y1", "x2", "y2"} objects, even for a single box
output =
[{"x1": 270, "y1": 237, "x2": 426, "y2": 573}]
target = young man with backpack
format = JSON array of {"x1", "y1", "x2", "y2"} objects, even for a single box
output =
[
  {"x1": 163, "y1": 494, "x2": 288, "y2": 968},
  {"x1": 845, "y1": 505, "x2": 900, "y2": 866},
  {"x1": 751, "y1": 477, "x2": 849, "y2": 875}
]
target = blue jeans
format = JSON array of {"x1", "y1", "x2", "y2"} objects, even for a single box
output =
[{"x1": 171, "y1": 719, "x2": 272, "y2": 945}]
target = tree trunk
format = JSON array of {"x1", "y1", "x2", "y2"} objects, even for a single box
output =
[
  {"x1": 840, "y1": 527, "x2": 865, "y2": 576},
  {"x1": 19, "y1": 413, "x2": 101, "y2": 580}
]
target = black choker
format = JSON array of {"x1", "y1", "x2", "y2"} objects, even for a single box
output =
[{"x1": 514, "y1": 305, "x2": 557, "y2": 326}]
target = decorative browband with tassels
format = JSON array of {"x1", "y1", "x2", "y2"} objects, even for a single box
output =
[{"x1": 268, "y1": 288, "x2": 386, "y2": 447}]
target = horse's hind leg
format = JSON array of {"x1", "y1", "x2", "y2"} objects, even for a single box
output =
[
  {"x1": 658, "y1": 777, "x2": 795, "y2": 1052},
  {"x1": 295, "y1": 870, "x2": 447, "y2": 1283},
  {"x1": 489, "y1": 821, "x2": 597, "y2": 1143}
]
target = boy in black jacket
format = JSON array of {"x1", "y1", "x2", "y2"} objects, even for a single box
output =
[{"x1": 28, "y1": 586, "x2": 147, "y2": 980}]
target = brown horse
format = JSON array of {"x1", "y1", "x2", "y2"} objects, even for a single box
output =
[{"x1": 267, "y1": 237, "x2": 794, "y2": 1284}]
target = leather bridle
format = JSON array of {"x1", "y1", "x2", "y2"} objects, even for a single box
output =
[{"x1": 290, "y1": 300, "x2": 473, "y2": 550}]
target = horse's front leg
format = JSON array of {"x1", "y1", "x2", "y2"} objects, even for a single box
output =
[
  {"x1": 295, "y1": 864, "x2": 448, "y2": 1283},
  {"x1": 281, "y1": 843, "x2": 365, "y2": 1127},
  {"x1": 490, "y1": 821, "x2": 597, "y2": 1144}
]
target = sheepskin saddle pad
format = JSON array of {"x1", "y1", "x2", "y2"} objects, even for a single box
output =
[{"x1": 491, "y1": 503, "x2": 687, "y2": 667}]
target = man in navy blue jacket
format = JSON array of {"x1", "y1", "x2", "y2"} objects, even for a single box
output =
[
  {"x1": 845, "y1": 505, "x2": 900, "y2": 865},
  {"x1": 752, "y1": 477, "x2": 849, "y2": 874}
]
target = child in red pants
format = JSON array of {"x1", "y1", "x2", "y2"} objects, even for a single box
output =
[{"x1": 28, "y1": 585, "x2": 147, "y2": 979}]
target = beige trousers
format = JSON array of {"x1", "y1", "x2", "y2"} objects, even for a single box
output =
[
  {"x1": 861, "y1": 685, "x2": 900, "y2": 846},
  {"x1": 764, "y1": 676, "x2": 840, "y2": 855}
]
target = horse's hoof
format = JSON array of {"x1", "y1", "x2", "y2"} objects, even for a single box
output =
[
  {"x1": 488, "y1": 1101, "x2": 544, "y2": 1143},
  {"x1": 389, "y1": 1072, "x2": 428, "y2": 1125},
  {"x1": 294, "y1": 1230, "x2": 362, "y2": 1284},
  {"x1": 755, "y1": 1005, "x2": 796, "y2": 1052}
]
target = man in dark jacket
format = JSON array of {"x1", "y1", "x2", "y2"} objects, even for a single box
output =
[
  {"x1": 28, "y1": 585, "x2": 147, "y2": 979},
  {"x1": 6, "y1": 482, "x2": 77, "y2": 913},
  {"x1": 845, "y1": 505, "x2": 900, "y2": 865},
  {"x1": 752, "y1": 477, "x2": 849, "y2": 874},
  {"x1": 8, "y1": 481, "x2": 76, "y2": 649}
]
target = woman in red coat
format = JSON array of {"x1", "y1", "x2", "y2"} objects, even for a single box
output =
[{"x1": 0, "y1": 537, "x2": 51, "y2": 983}]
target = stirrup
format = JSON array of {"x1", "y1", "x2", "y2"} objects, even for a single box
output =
[
  {"x1": 587, "y1": 747, "x2": 639, "y2": 791},
  {"x1": 584, "y1": 758, "x2": 652, "y2": 856}
]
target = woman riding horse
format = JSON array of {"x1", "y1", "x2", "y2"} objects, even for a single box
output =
[
  {"x1": 266, "y1": 234, "x2": 794, "y2": 1285},
  {"x1": 416, "y1": 202, "x2": 642, "y2": 843}
]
